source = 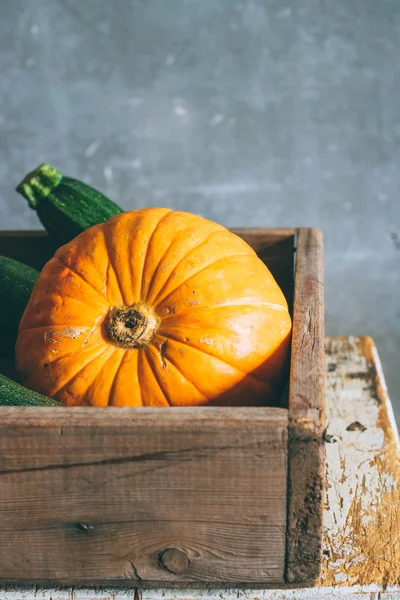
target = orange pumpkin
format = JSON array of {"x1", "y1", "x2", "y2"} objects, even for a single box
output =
[{"x1": 16, "y1": 209, "x2": 292, "y2": 407}]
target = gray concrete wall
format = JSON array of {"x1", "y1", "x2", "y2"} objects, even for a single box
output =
[{"x1": 1, "y1": 0, "x2": 399, "y2": 419}]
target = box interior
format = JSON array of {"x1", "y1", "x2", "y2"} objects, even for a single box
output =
[{"x1": 0, "y1": 230, "x2": 295, "y2": 409}]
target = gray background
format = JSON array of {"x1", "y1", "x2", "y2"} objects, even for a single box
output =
[{"x1": 1, "y1": 0, "x2": 399, "y2": 420}]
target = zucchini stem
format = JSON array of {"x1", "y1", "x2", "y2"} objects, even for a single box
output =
[{"x1": 16, "y1": 163, "x2": 63, "y2": 209}]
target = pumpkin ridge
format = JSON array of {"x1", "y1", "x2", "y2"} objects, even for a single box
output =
[
  {"x1": 54, "y1": 348, "x2": 113, "y2": 405},
  {"x1": 139, "y1": 209, "x2": 173, "y2": 301},
  {"x1": 136, "y1": 349, "x2": 145, "y2": 407},
  {"x1": 16, "y1": 328, "x2": 105, "y2": 362},
  {"x1": 107, "y1": 349, "x2": 130, "y2": 406},
  {"x1": 150, "y1": 229, "x2": 231, "y2": 306},
  {"x1": 160, "y1": 300, "x2": 288, "y2": 320},
  {"x1": 140, "y1": 348, "x2": 170, "y2": 407},
  {"x1": 154, "y1": 253, "x2": 251, "y2": 309},
  {"x1": 87, "y1": 347, "x2": 124, "y2": 407},
  {"x1": 55, "y1": 257, "x2": 109, "y2": 304},
  {"x1": 145, "y1": 231, "x2": 182, "y2": 302},
  {"x1": 102, "y1": 222, "x2": 128, "y2": 305},
  {"x1": 47, "y1": 340, "x2": 106, "y2": 365},
  {"x1": 145, "y1": 223, "x2": 218, "y2": 303},
  {"x1": 162, "y1": 334, "x2": 271, "y2": 387},
  {"x1": 161, "y1": 347, "x2": 216, "y2": 403},
  {"x1": 45, "y1": 344, "x2": 110, "y2": 397},
  {"x1": 18, "y1": 324, "x2": 101, "y2": 334},
  {"x1": 145, "y1": 346, "x2": 173, "y2": 406},
  {"x1": 42, "y1": 293, "x2": 108, "y2": 313},
  {"x1": 101, "y1": 231, "x2": 123, "y2": 305}
]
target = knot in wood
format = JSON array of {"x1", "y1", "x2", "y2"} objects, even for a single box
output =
[{"x1": 158, "y1": 548, "x2": 191, "y2": 574}]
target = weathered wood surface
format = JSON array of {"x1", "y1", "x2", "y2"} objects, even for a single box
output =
[
  {"x1": 2, "y1": 336, "x2": 398, "y2": 598},
  {"x1": 287, "y1": 227, "x2": 326, "y2": 583},
  {"x1": 0, "y1": 407, "x2": 288, "y2": 586},
  {"x1": 321, "y1": 336, "x2": 400, "y2": 589}
]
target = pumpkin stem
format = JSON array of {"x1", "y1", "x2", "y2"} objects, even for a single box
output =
[
  {"x1": 106, "y1": 304, "x2": 159, "y2": 349},
  {"x1": 16, "y1": 163, "x2": 63, "y2": 209}
]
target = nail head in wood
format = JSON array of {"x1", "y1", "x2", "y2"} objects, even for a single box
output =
[
  {"x1": 159, "y1": 548, "x2": 191, "y2": 574},
  {"x1": 346, "y1": 421, "x2": 367, "y2": 432},
  {"x1": 76, "y1": 523, "x2": 94, "y2": 533}
]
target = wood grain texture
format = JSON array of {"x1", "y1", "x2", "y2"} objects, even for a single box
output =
[
  {"x1": 322, "y1": 336, "x2": 400, "y2": 588},
  {"x1": 231, "y1": 228, "x2": 295, "y2": 248},
  {"x1": 286, "y1": 228, "x2": 325, "y2": 584},
  {"x1": 0, "y1": 407, "x2": 288, "y2": 587}
]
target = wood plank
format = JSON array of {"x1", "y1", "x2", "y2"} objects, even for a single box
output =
[
  {"x1": 286, "y1": 228, "x2": 325, "y2": 583},
  {"x1": 0, "y1": 406, "x2": 288, "y2": 587},
  {"x1": 231, "y1": 227, "x2": 295, "y2": 249},
  {"x1": 322, "y1": 336, "x2": 400, "y2": 588}
]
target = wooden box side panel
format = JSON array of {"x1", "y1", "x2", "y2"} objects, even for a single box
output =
[
  {"x1": 0, "y1": 407, "x2": 288, "y2": 587},
  {"x1": 286, "y1": 228, "x2": 325, "y2": 583},
  {"x1": 0, "y1": 231, "x2": 58, "y2": 271}
]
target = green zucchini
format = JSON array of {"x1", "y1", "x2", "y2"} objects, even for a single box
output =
[
  {"x1": 16, "y1": 163, "x2": 123, "y2": 244},
  {"x1": 0, "y1": 256, "x2": 38, "y2": 358},
  {"x1": 0, "y1": 372, "x2": 64, "y2": 406}
]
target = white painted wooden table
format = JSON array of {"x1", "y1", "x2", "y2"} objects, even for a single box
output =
[{"x1": 2, "y1": 337, "x2": 399, "y2": 599}]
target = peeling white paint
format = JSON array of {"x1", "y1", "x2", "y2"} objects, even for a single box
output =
[
  {"x1": 324, "y1": 338, "x2": 385, "y2": 542},
  {"x1": 2, "y1": 586, "x2": 399, "y2": 599},
  {"x1": 322, "y1": 336, "x2": 400, "y2": 587}
]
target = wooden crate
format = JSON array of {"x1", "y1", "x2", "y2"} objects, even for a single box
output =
[{"x1": 0, "y1": 227, "x2": 325, "y2": 588}]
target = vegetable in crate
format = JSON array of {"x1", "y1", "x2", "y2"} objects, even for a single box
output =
[
  {"x1": 16, "y1": 209, "x2": 292, "y2": 407},
  {"x1": 0, "y1": 372, "x2": 63, "y2": 407},
  {"x1": 0, "y1": 256, "x2": 39, "y2": 357},
  {"x1": 16, "y1": 163, "x2": 123, "y2": 244}
]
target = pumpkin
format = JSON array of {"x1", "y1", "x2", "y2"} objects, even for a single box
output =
[{"x1": 16, "y1": 209, "x2": 292, "y2": 407}]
